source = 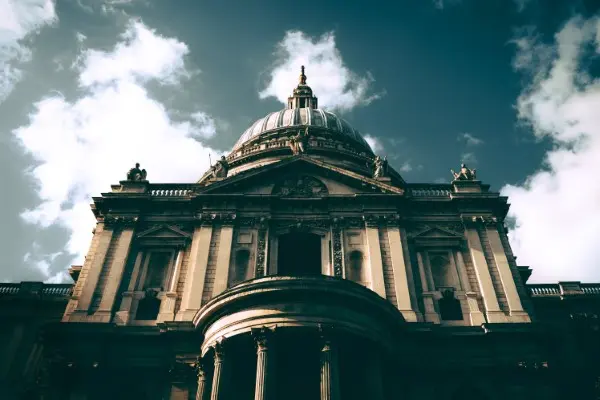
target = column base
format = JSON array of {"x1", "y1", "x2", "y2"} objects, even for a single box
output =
[
  {"x1": 486, "y1": 310, "x2": 509, "y2": 323},
  {"x1": 400, "y1": 310, "x2": 421, "y2": 322},
  {"x1": 175, "y1": 309, "x2": 199, "y2": 322},
  {"x1": 465, "y1": 292, "x2": 486, "y2": 325},
  {"x1": 507, "y1": 311, "x2": 531, "y2": 323},
  {"x1": 422, "y1": 293, "x2": 440, "y2": 324},
  {"x1": 114, "y1": 311, "x2": 131, "y2": 326}
]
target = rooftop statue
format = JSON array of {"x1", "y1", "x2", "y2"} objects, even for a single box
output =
[
  {"x1": 290, "y1": 127, "x2": 309, "y2": 155},
  {"x1": 372, "y1": 155, "x2": 388, "y2": 178},
  {"x1": 126, "y1": 163, "x2": 147, "y2": 181},
  {"x1": 212, "y1": 155, "x2": 229, "y2": 178},
  {"x1": 451, "y1": 163, "x2": 476, "y2": 181}
]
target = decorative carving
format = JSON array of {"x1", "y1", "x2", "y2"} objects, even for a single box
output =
[
  {"x1": 363, "y1": 214, "x2": 382, "y2": 227},
  {"x1": 332, "y1": 225, "x2": 343, "y2": 277},
  {"x1": 196, "y1": 213, "x2": 237, "y2": 225},
  {"x1": 126, "y1": 162, "x2": 147, "y2": 181},
  {"x1": 272, "y1": 175, "x2": 328, "y2": 197},
  {"x1": 451, "y1": 163, "x2": 476, "y2": 181},
  {"x1": 256, "y1": 226, "x2": 267, "y2": 277},
  {"x1": 274, "y1": 218, "x2": 330, "y2": 232},
  {"x1": 194, "y1": 356, "x2": 207, "y2": 379},
  {"x1": 290, "y1": 127, "x2": 309, "y2": 154},
  {"x1": 213, "y1": 340, "x2": 225, "y2": 362},
  {"x1": 462, "y1": 215, "x2": 497, "y2": 227},
  {"x1": 103, "y1": 215, "x2": 139, "y2": 228},
  {"x1": 251, "y1": 326, "x2": 273, "y2": 351}
]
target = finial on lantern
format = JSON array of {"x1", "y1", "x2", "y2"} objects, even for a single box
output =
[{"x1": 299, "y1": 65, "x2": 307, "y2": 85}]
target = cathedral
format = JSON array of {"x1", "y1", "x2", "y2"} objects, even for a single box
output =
[{"x1": 1, "y1": 67, "x2": 600, "y2": 399}]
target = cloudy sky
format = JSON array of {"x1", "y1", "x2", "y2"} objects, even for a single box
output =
[{"x1": 1, "y1": 0, "x2": 599, "y2": 284}]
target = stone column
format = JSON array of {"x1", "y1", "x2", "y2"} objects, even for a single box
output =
[
  {"x1": 75, "y1": 223, "x2": 114, "y2": 314},
  {"x1": 455, "y1": 251, "x2": 486, "y2": 325},
  {"x1": 252, "y1": 327, "x2": 272, "y2": 400},
  {"x1": 387, "y1": 226, "x2": 418, "y2": 321},
  {"x1": 210, "y1": 342, "x2": 227, "y2": 400},
  {"x1": 485, "y1": 225, "x2": 530, "y2": 322},
  {"x1": 195, "y1": 357, "x2": 208, "y2": 400},
  {"x1": 158, "y1": 248, "x2": 185, "y2": 323},
  {"x1": 463, "y1": 220, "x2": 507, "y2": 323},
  {"x1": 319, "y1": 327, "x2": 340, "y2": 400},
  {"x1": 177, "y1": 223, "x2": 213, "y2": 321},
  {"x1": 364, "y1": 216, "x2": 386, "y2": 298},
  {"x1": 95, "y1": 225, "x2": 136, "y2": 322},
  {"x1": 417, "y1": 251, "x2": 440, "y2": 323}
]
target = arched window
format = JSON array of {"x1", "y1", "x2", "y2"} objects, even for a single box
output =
[
  {"x1": 231, "y1": 249, "x2": 251, "y2": 285},
  {"x1": 347, "y1": 250, "x2": 364, "y2": 283}
]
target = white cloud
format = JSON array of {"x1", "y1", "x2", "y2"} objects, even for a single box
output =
[
  {"x1": 259, "y1": 31, "x2": 383, "y2": 111},
  {"x1": 399, "y1": 162, "x2": 413, "y2": 173},
  {"x1": 460, "y1": 152, "x2": 477, "y2": 165},
  {"x1": 458, "y1": 132, "x2": 483, "y2": 146},
  {"x1": 364, "y1": 134, "x2": 383, "y2": 153},
  {"x1": 0, "y1": 0, "x2": 56, "y2": 101},
  {"x1": 13, "y1": 20, "x2": 220, "y2": 281},
  {"x1": 501, "y1": 16, "x2": 600, "y2": 283}
]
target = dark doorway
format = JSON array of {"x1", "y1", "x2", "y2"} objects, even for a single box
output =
[{"x1": 278, "y1": 232, "x2": 321, "y2": 276}]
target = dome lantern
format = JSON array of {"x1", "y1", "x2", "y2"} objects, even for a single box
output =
[{"x1": 287, "y1": 65, "x2": 318, "y2": 109}]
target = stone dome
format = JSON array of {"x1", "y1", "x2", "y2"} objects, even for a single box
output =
[{"x1": 232, "y1": 108, "x2": 373, "y2": 154}]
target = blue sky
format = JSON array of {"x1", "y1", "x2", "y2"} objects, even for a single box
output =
[{"x1": 1, "y1": 0, "x2": 599, "y2": 283}]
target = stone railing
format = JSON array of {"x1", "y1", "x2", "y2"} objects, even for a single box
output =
[
  {"x1": 409, "y1": 185, "x2": 452, "y2": 197},
  {"x1": 528, "y1": 282, "x2": 600, "y2": 297},
  {"x1": 149, "y1": 184, "x2": 195, "y2": 197},
  {"x1": 0, "y1": 282, "x2": 73, "y2": 298}
]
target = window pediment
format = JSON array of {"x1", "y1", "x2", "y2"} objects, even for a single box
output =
[
  {"x1": 136, "y1": 224, "x2": 191, "y2": 247},
  {"x1": 410, "y1": 225, "x2": 464, "y2": 248}
]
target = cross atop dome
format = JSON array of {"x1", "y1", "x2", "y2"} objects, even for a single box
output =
[{"x1": 287, "y1": 65, "x2": 318, "y2": 109}]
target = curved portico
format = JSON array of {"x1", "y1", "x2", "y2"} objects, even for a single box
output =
[{"x1": 193, "y1": 275, "x2": 404, "y2": 400}]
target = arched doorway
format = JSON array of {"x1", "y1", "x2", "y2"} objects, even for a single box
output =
[{"x1": 278, "y1": 232, "x2": 322, "y2": 276}]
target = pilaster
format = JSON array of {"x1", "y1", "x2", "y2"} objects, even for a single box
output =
[
  {"x1": 177, "y1": 222, "x2": 213, "y2": 321},
  {"x1": 485, "y1": 225, "x2": 530, "y2": 322},
  {"x1": 364, "y1": 216, "x2": 387, "y2": 298},
  {"x1": 455, "y1": 251, "x2": 485, "y2": 325},
  {"x1": 463, "y1": 217, "x2": 507, "y2": 323},
  {"x1": 212, "y1": 221, "x2": 235, "y2": 297},
  {"x1": 94, "y1": 226, "x2": 136, "y2": 322},
  {"x1": 387, "y1": 225, "x2": 419, "y2": 322},
  {"x1": 72, "y1": 224, "x2": 114, "y2": 315}
]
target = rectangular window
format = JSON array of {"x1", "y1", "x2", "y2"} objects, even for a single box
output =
[{"x1": 142, "y1": 251, "x2": 172, "y2": 291}]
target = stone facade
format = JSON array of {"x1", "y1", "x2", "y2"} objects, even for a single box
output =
[{"x1": 2, "y1": 69, "x2": 600, "y2": 399}]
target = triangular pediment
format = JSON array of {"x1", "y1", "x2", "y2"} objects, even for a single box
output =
[
  {"x1": 197, "y1": 156, "x2": 404, "y2": 196},
  {"x1": 412, "y1": 226, "x2": 463, "y2": 238},
  {"x1": 137, "y1": 225, "x2": 191, "y2": 240}
]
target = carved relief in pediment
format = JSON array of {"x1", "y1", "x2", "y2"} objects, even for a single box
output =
[{"x1": 272, "y1": 175, "x2": 328, "y2": 197}]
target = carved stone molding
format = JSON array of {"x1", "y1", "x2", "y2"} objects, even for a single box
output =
[
  {"x1": 272, "y1": 175, "x2": 328, "y2": 197},
  {"x1": 461, "y1": 215, "x2": 497, "y2": 228},
  {"x1": 274, "y1": 218, "x2": 330, "y2": 232},
  {"x1": 196, "y1": 212, "x2": 237, "y2": 226},
  {"x1": 213, "y1": 340, "x2": 226, "y2": 362},
  {"x1": 237, "y1": 216, "x2": 271, "y2": 228},
  {"x1": 363, "y1": 214, "x2": 400, "y2": 228},
  {"x1": 256, "y1": 227, "x2": 268, "y2": 277},
  {"x1": 332, "y1": 225, "x2": 343, "y2": 277},
  {"x1": 103, "y1": 215, "x2": 139, "y2": 228}
]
